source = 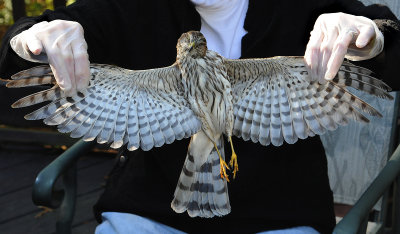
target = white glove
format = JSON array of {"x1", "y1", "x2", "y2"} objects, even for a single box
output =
[
  {"x1": 10, "y1": 20, "x2": 90, "y2": 96},
  {"x1": 304, "y1": 13, "x2": 384, "y2": 83}
]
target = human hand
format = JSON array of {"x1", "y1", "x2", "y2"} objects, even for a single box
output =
[
  {"x1": 304, "y1": 13, "x2": 384, "y2": 83},
  {"x1": 10, "y1": 20, "x2": 90, "y2": 96}
]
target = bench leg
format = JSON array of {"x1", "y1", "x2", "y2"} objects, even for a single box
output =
[{"x1": 56, "y1": 164, "x2": 77, "y2": 234}]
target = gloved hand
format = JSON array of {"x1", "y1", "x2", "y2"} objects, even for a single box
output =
[
  {"x1": 10, "y1": 20, "x2": 90, "y2": 96},
  {"x1": 304, "y1": 13, "x2": 384, "y2": 83}
]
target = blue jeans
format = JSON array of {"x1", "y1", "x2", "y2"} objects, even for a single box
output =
[{"x1": 95, "y1": 212, "x2": 320, "y2": 234}]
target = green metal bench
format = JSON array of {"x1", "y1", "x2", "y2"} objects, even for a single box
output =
[{"x1": 32, "y1": 140, "x2": 96, "y2": 234}]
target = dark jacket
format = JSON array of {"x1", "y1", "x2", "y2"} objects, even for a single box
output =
[{"x1": 1, "y1": 0, "x2": 399, "y2": 233}]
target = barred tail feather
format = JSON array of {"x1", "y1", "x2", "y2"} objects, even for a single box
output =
[{"x1": 171, "y1": 137, "x2": 230, "y2": 218}]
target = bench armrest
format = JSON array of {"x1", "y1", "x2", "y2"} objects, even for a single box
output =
[{"x1": 32, "y1": 140, "x2": 96, "y2": 208}]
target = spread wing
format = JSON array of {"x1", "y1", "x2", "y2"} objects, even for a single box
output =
[
  {"x1": 224, "y1": 56, "x2": 393, "y2": 146},
  {"x1": 7, "y1": 64, "x2": 201, "y2": 151}
]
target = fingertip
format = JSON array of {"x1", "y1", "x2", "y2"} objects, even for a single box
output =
[
  {"x1": 324, "y1": 64, "x2": 333, "y2": 80},
  {"x1": 27, "y1": 40, "x2": 43, "y2": 55},
  {"x1": 54, "y1": 74, "x2": 72, "y2": 96},
  {"x1": 77, "y1": 77, "x2": 90, "y2": 91},
  {"x1": 73, "y1": 57, "x2": 90, "y2": 92},
  {"x1": 31, "y1": 47, "x2": 42, "y2": 55},
  {"x1": 61, "y1": 83, "x2": 76, "y2": 97},
  {"x1": 325, "y1": 60, "x2": 341, "y2": 81},
  {"x1": 75, "y1": 63, "x2": 90, "y2": 90},
  {"x1": 318, "y1": 77, "x2": 327, "y2": 85},
  {"x1": 355, "y1": 38, "x2": 369, "y2": 48},
  {"x1": 324, "y1": 72, "x2": 336, "y2": 81},
  {"x1": 355, "y1": 26, "x2": 374, "y2": 48},
  {"x1": 65, "y1": 89, "x2": 77, "y2": 97}
]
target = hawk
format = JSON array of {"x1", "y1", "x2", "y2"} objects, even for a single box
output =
[{"x1": 7, "y1": 31, "x2": 393, "y2": 218}]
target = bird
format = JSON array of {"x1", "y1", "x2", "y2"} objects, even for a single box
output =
[{"x1": 7, "y1": 31, "x2": 393, "y2": 218}]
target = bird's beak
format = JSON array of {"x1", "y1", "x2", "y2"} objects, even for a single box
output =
[{"x1": 189, "y1": 42, "x2": 195, "y2": 52}]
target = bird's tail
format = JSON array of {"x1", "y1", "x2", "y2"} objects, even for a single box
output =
[{"x1": 171, "y1": 137, "x2": 231, "y2": 218}]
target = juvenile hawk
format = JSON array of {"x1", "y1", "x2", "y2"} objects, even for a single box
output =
[{"x1": 7, "y1": 31, "x2": 393, "y2": 218}]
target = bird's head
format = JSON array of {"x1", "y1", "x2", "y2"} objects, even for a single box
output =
[{"x1": 176, "y1": 31, "x2": 207, "y2": 59}]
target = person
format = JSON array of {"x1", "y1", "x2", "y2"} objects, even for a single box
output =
[{"x1": 1, "y1": 0, "x2": 399, "y2": 233}]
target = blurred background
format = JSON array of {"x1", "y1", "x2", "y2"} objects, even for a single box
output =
[{"x1": 0, "y1": 0, "x2": 76, "y2": 39}]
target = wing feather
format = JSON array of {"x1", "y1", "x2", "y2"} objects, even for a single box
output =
[
  {"x1": 98, "y1": 96, "x2": 123, "y2": 144},
  {"x1": 44, "y1": 94, "x2": 86, "y2": 126},
  {"x1": 249, "y1": 84, "x2": 265, "y2": 143},
  {"x1": 299, "y1": 82, "x2": 326, "y2": 136},
  {"x1": 258, "y1": 86, "x2": 272, "y2": 146},
  {"x1": 8, "y1": 63, "x2": 201, "y2": 151},
  {"x1": 270, "y1": 82, "x2": 283, "y2": 146},
  {"x1": 82, "y1": 100, "x2": 107, "y2": 142},
  {"x1": 241, "y1": 90, "x2": 257, "y2": 141},
  {"x1": 285, "y1": 76, "x2": 308, "y2": 139},
  {"x1": 308, "y1": 82, "x2": 338, "y2": 131},
  {"x1": 146, "y1": 97, "x2": 166, "y2": 148},
  {"x1": 56, "y1": 97, "x2": 92, "y2": 133},
  {"x1": 137, "y1": 94, "x2": 155, "y2": 151},
  {"x1": 110, "y1": 98, "x2": 130, "y2": 149},
  {"x1": 69, "y1": 94, "x2": 104, "y2": 138},
  {"x1": 12, "y1": 86, "x2": 63, "y2": 108},
  {"x1": 147, "y1": 98, "x2": 167, "y2": 147},
  {"x1": 126, "y1": 98, "x2": 140, "y2": 151},
  {"x1": 176, "y1": 108, "x2": 192, "y2": 139},
  {"x1": 225, "y1": 56, "x2": 392, "y2": 145},
  {"x1": 91, "y1": 98, "x2": 113, "y2": 144},
  {"x1": 278, "y1": 77, "x2": 297, "y2": 144}
]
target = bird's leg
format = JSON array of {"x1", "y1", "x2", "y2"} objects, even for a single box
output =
[
  {"x1": 228, "y1": 136, "x2": 239, "y2": 179},
  {"x1": 213, "y1": 142, "x2": 230, "y2": 182}
]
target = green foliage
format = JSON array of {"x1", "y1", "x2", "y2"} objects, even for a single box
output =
[
  {"x1": 0, "y1": 0, "x2": 76, "y2": 25},
  {"x1": 0, "y1": 0, "x2": 13, "y2": 25},
  {"x1": 25, "y1": 0, "x2": 54, "y2": 17}
]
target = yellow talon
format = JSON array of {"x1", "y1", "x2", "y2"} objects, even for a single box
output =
[
  {"x1": 229, "y1": 137, "x2": 239, "y2": 179},
  {"x1": 220, "y1": 156, "x2": 230, "y2": 182},
  {"x1": 213, "y1": 142, "x2": 230, "y2": 182}
]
